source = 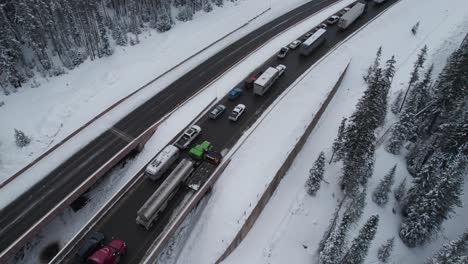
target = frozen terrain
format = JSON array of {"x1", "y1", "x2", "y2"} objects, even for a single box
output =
[{"x1": 174, "y1": 0, "x2": 468, "y2": 263}]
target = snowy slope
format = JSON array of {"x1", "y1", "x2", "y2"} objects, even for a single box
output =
[
  {"x1": 0, "y1": 0, "x2": 312, "y2": 183},
  {"x1": 217, "y1": 0, "x2": 468, "y2": 263}
]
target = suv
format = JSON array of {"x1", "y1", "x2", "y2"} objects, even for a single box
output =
[
  {"x1": 209, "y1": 104, "x2": 226, "y2": 120},
  {"x1": 76, "y1": 232, "x2": 105, "y2": 260},
  {"x1": 229, "y1": 104, "x2": 246, "y2": 122},
  {"x1": 87, "y1": 240, "x2": 127, "y2": 264},
  {"x1": 277, "y1": 47, "x2": 289, "y2": 59},
  {"x1": 228, "y1": 87, "x2": 243, "y2": 100}
]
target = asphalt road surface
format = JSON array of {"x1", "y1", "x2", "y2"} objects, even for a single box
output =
[
  {"x1": 0, "y1": 0, "x2": 353, "y2": 258},
  {"x1": 57, "y1": 0, "x2": 398, "y2": 263}
]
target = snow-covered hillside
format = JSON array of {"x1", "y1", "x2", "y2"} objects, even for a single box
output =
[{"x1": 172, "y1": 0, "x2": 468, "y2": 263}]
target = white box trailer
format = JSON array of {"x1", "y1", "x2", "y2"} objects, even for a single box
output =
[
  {"x1": 338, "y1": 2, "x2": 366, "y2": 30},
  {"x1": 300, "y1": 28, "x2": 327, "y2": 56},
  {"x1": 254, "y1": 67, "x2": 280, "y2": 96},
  {"x1": 145, "y1": 145, "x2": 179, "y2": 180}
]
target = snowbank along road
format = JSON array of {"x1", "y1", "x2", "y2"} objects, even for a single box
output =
[{"x1": 50, "y1": 0, "x2": 399, "y2": 263}]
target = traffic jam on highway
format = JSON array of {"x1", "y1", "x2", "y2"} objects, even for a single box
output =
[{"x1": 74, "y1": 1, "x2": 382, "y2": 263}]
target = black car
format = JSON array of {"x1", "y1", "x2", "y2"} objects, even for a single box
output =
[
  {"x1": 76, "y1": 232, "x2": 105, "y2": 260},
  {"x1": 209, "y1": 104, "x2": 226, "y2": 120},
  {"x1": 277, "y1": 47, "x2": 289, "y2": 59}
]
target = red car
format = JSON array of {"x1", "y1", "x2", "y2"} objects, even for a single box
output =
[
  {"x1": 244, "y1": 70, "x2": 264, "y2": 89},
  {"x1": 87, "y1": 240, "x2": 127, "y2": 264}
]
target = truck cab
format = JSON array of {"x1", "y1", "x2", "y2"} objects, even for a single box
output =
[{"x1": 189, "y1": 141, "x2": 213, "y2": 160}]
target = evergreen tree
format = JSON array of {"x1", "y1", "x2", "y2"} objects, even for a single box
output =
[
  {"x1": 411, "y1": 21, "x2": 420, "y2": 35},
  {"x1": 318, "y1": 200, "x2": 346, "y2": 252},
  {"x1": 342, "y1": 188, "x2": 367, "y2": 226},
  {"x1": 399, "y1": 45, "x2": 428, "y2": 112},
  {"x1": 386, "y1": 64, "x2": 433, "y2": 154},
  {"x1": 320, "y1": 214, "x2": 351, "y2": 264},
  {"x1": 156, "y1": 5, "x2": 172, "y2": 32},
  {"x1": 363, "y1": 46, "x2": 382, "y2": 84},
  {"x1": 341, "y1": 61, "x2": 391, "y2": 196},
  {"x1": 377, "y1": 55, "x2": 397, "y2": 127},
  {"x1": 426, "y1": 231, "x2": 468, "y2": 264},
  {"x1": 212, "y1": 0, "x2": 224, "y2": 7},
  {"x1": 306, "y1": 152, "x2": 326, "y2": 196},
  {"x1": 15, "y1": 129, "x2": 31, "y2": 148},
  {"x1": 330, "y1": 117, "x2": 347, "y2": 163},
  {"x1": 391, "y1": 91, "x2": 404, "y2": 115},
  {"x1": 372, "y1": 165, "x2": 396, "y2": 206},
  {"x1": 377, "y1": 237, "x2": 394, "y2": 263},
  {"x1": 341, "y1": 215, "x2": 380, "y2": 264},
  {"x1": 202, "y1": 0, "x2": 213, "y2": 12},
  {"x1": 400, "y1": 152, "x2": 465, "y2": 247},
  {"x1": 393, "y1": 177, "x2": 407, "y2": 203}
]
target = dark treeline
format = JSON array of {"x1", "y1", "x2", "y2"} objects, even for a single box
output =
[{"x1": 0, "y1": 0, "x2": 234, "y2": 95}]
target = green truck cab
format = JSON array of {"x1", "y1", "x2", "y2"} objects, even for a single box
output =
[{"x1": 189, "y1": 141, "x2": 213, "y2": 160}]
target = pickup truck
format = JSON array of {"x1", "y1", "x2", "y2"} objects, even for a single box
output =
[{"x1": 174, "y1": 125, "x2": 201, "y2": 149}]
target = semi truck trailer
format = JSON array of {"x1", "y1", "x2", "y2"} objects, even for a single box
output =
[{"x1": 337, "y1": 2, "x2": 366, "y2": 30}]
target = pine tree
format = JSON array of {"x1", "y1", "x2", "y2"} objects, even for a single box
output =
[
  {"x1": 377, "y1": 237, "x2": 394, "y2": 263},
  {"x1": 399, "y1": 45, "x2": 428, "y2": 112},
  {"x1": 363, "y1": 46, "x2": 382, "y2": 84},
  {"x1": 372, "y1": 165, "x2": 396, "y2": 206},
  {"x1": 306, "y1": 152, "x2": 326, "y2": 196},
  {"x1": 391, "y1": 91, "x2": 404, "y2": 115},
  {"x1": 318, "y1": 199, "x2": 347, "y2": 252},
  {"x1": 212, "y1": 0, "x2": 224, "y2": 7},
  {"x1": 202, "y1": 0, "x2": 213, "y2": 12},
  {"x1": 330, "y1": 117, "x2": 347, "y2": 163},
  {"x1": 426, "y1": 231, "x2": 468, "y2": 264},
  {"x1": 400, "y1": 152, "x2": 465, "y2": 247},
  {"x1": 341, "y1": 215, "x2": 380, "y2": 264},
  {"x1": 386, "y1": 64, "x2": 433, "y2": 154},
  {"x1": 411, "y1": 22, "x2": 420, "y2": 35},
  {"x1": 156, "y1": 5, "x2": 172, "y2": 32},
  {"x1": 342, "y1": 188, "x2": 367, "y2": 225},
  {"x1": 320, "y1": 214, "x2": 351, "y2": 264},
  {"x1": 15, "y1": 129, "x2": 31, "y2": 147},
  {"x1": 393, "y1": 177, "x2": 407, "y2": 202}
]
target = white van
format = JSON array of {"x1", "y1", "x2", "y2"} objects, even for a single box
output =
[{"x1": 145, "y1": 145, "x2": 179, "y2": 180}]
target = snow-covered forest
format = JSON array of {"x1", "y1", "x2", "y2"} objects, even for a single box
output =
[
  {"x1": 0, "y1": 0, "x2": 234, "y2": 95},
  {"x1": 317, "y1": 36, "x2": 468, "y2": 263}
]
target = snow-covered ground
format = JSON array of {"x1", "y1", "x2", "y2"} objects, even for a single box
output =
[
  {"x1": 9, "y1": 0, "x2": 356, "y2": 262},
  {"x1": 198, "y1": 0, "x2": 467, "y2": 264},
  {"x1": 0, "y1": 0, "x2": 346, "y2": 208}
]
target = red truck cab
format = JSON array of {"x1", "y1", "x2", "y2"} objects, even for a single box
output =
[{"x1": 87, "y1": 240, "x2": 127, "y2": 264}]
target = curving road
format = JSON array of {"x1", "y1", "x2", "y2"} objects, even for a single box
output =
[{"x1": 0, "y1": 0, "x2": 352, "y2": 260}]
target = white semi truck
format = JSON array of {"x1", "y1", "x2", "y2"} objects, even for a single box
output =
[
  {"x1": 253, "y1": 65, "x2": 286, "y2": 96},
  {"x1": 337, "y1": 2, "x2": 366, "y2": 30}
]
